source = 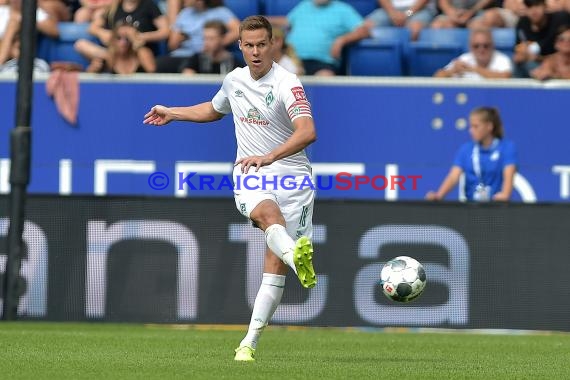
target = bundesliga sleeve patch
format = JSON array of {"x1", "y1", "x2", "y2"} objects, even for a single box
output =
[
  {"x1": 291, "y1": 86, "x2": 307, "y2": 101},
  {"x1": 287, "y1": 100, "x2": 312, "y2": 119}
]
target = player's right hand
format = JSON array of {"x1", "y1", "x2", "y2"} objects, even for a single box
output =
[{"x1": 143, "y1": 105, "x2": 172, "y2": 126}]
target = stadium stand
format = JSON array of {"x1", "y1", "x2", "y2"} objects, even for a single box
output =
[
  {"x1": 408, "y1": 28, "x2": 469, "y2": 76},
  {"x1": 264, "y1": 0, "x2": 376, "y2": 17},
  {"x1": 347, "y1": 27, "x2": 410, "y2": 76},
  {"x1": 264, "y1": 0, "x2": 299, "y2": 16},
  {"x1": 43, "y1": 22, "x2": 97, "y2": 69},
  {"x1": 31, "y1": 2, "x2": 518, "y2": 77},
  {"x1": 224, "y1": 0, "x2": 261, "y2": 20},
  {"x1": 492, "y1": 28, "x2": 516, "y2": 58},
  {"x1": 344, "y1": 0, "x2": 377, "y2": 17}
]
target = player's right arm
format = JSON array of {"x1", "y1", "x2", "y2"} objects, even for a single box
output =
[{"x1": 143, "y1": 102, "x2": 224, "y2": 126}]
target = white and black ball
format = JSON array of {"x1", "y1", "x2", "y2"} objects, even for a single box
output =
[{"x1": 380, "y1": 256, "x2": 426, "y2": 302}]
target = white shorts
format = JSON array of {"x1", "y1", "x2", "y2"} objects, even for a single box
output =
[{"x1": 233, "y1": 166, "x2": 315, "y2": 240}]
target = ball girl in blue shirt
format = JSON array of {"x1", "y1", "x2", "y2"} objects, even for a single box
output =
[{"x1": 426, "y1": 107, "x2": 518, "y2": 202}]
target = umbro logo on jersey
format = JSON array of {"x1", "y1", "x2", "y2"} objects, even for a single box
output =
[{"x1": 234, "y1": 90, "x2": 244, "y2": 97}]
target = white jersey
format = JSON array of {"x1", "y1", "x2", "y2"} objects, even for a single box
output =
[{"x1": 211, "y1": 62, "x2": 313, "y2": 176}]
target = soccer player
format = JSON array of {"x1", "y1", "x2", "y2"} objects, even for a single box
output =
[{"x1": 143, "y1": 15, "x2": 317, "y2": 362}]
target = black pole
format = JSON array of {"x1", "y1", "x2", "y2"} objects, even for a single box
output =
[
  {"x1": 3, "y1": 0, "x2": 37, "y2": 320},
  {"x1": 16, "y1": 0, "x2": 38, "y2": 127}
]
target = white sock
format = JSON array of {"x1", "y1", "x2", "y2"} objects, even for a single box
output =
[
  {"x1": 265, "y1": 224, "x2": 297, "y2": 273},
  {"x1": 240, "y1": 273, "x2": 285, "y2": 349}
]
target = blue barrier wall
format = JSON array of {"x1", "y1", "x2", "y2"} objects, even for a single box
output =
[{"x1": 0, "y1": 74, "x2": 568, "y2": 202}]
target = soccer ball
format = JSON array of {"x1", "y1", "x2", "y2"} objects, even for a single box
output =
[{"x1": 380, "y1": 256, "x2": 426, "y2": 302}]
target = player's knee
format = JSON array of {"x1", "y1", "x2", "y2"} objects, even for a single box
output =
[
  {"x1": 250, "y1": 201, "x2": 285, "y2": 230},
  {"x1": 256, "y1": 216, "x2": 285, "y2": 231}
]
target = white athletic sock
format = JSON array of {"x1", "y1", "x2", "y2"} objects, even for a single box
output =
[
  {"x1": 265, "y1": 224, "x2": 297, "y2": 273},
  {"x1": 240, "y1": 273, "x2": 286, "y2": 349}
]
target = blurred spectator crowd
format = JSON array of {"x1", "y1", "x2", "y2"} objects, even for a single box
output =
[{"x1": 0, "y1": 0, "x2": 569, "y2": 79}]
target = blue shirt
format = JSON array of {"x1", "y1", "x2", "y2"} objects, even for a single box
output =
[
  {"x1": 172, "y1": 6, "x2": 236, "y2": 57},
  {"x1": 453, "y1": 139, "x2": 517, "y2": 201},
  {"x1": 287, "y1": 0, "x2": 363, "y2": 65}
]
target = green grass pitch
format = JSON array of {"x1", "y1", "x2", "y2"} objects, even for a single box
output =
[{"x1": 0, "y1": 322, "x2": 569, "y2": 379}]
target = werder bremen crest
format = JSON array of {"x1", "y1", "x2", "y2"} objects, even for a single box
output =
[{"x1": 265, "y1": 90, "x2": 274, "y2": 106}]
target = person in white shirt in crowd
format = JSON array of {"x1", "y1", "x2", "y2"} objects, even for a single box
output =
[{"x1": 434, "y1": 27, "x2": 513, "y2": 78}]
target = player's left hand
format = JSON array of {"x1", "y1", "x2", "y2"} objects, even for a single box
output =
[{"x1": 235, "y1": 155, "x2": 274, "y2": 174}]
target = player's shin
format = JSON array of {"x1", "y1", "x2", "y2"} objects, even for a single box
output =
[{"x1": 239, "y1": 273, "x2": 285, "y2": 349}]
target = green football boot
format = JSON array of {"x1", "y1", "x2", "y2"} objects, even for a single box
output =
[
  {"x1": 293, "y1": 236, "x2": 317, "y2": 289},
  {"x1": 234, "y1": 345, "x2": 255, "y2": 362}
]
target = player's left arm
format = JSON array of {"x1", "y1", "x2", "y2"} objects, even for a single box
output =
[
  {"x1": 236, "y1": 116, "x2": 316, "y2": 174},
  {"x1": 269, "y1": 116, "x2": 317, "y2": 162}
]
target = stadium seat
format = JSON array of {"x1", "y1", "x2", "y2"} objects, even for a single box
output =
[
  {"x1": 344, "y1": 0, "x2": 377, "y2": 17},
  {"x1": 492, "y1": 28, "x2": 516, "y2": 58},
  {"x1": 48, "y1": 22, "x2": 97, "y2": 68},
  {"x1": 225, "y1": 0, "x2": 261, "y2": 20},
  {"x1": 264, "y1": 0, "x2": 299, "y2": 16},
  {"x1": 347, "y1": 27, "x2": 411, "y2": 76},
  {"x1": 36, "y1": 35, "x2": 52, "y2": 62},
  {"x1": 408, "y1": 28, "x2": 469, "y2": 77}
]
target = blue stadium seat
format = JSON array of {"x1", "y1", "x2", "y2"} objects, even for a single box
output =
[
  {"x1": 36, "y1": 35, "x2": 52, "y2": 62},
  {"x1": 347, "y1": 27, "x2": 411, "y2": 76},
  {"x1": 408, "y1": 28, "x2": 469, "y2": 77},
  {"x1": 492, "y1": 28, "x2": 515, "y2": 58},
  {"x1": 48, "y1": 22, "x2": 97, "y2": 68},
  {"x1": 344, "y1": 0, "x2": 377, "y2": 17},
  {"x1": 225, "y1": 0, "x2": 261, "y2": 20},
  {"x1": 264, "y1": 0, "x2": 299, "y2": 16}
]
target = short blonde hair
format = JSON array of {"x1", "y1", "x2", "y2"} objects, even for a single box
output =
[{"x1": 239, "y1": 15, "x2": 272, "y2": 40}]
